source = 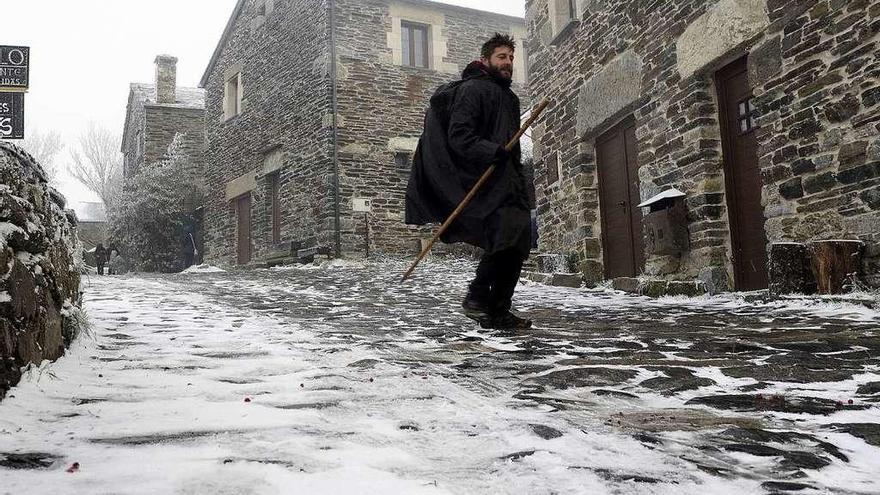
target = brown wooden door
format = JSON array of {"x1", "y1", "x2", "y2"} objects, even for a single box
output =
[
  {"x1": 236, "y1": 194, "x2": 252, "y2": 265},
  {"x1": 268, "y1": 173, "x2": 281, "y2": 245},
  {"x1": 716, "y1": 57, "x2": 769, "y2": 291},
  {"x1": 597, "y1": 117, "x2": 644, "y2": 279}
]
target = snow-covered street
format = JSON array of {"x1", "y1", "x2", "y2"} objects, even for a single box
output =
[{"x1": 2, "y1": 259, "x2": 879, "y2": 494}]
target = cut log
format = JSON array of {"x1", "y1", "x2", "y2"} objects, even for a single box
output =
[
  {"x1": 807, "y1": 240, "x2": 864, "y2": 294},
  {"x1": 769, "y1": 243, "x2": 812, "y2": 295}
]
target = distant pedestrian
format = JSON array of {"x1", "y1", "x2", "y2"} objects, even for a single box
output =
[
  {"x1": 406, "y1": 33, "x2": 532, "y2": 330},
  {"x1": 95, "y1": 243, "x2": 107, "y2": 275},
  {"x1": 182, "y1": 225, "x2": 199, "y2": 270},
  {"x1": 107, "y1": 247, "x2": 120, "y2": 275}
]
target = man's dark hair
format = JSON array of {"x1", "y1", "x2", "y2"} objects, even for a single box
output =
[{"x1": 481, "y1": 33, "x2": 515, "y2": 59}]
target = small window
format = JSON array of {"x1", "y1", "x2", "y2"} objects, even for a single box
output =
[
  {"x1": 546, "y1": 151, "x2": 560, "y2": 185},
  {"x1": 401, "y1": 22, "x2": 429, "y2": 69},
  {"x1": 224, "y1": 72, "x2": 242, "y2": 120},
  {"x1": 567, "y1": 0, "x2": 578, "y2": 20},
  {"x1": 737, "y1": 97, "x2": 758, "y2": 134},
  {"x1": 395, "y1": 152, "x2": 411, "y2": 170}
]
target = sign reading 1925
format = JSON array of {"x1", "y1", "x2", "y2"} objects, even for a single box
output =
[
  {"x1": 0, "y1": 46, "x2": 29, "y2": 90},
  {"x1": 0, "y1": 92, "x2": 24, "y2": 139}
]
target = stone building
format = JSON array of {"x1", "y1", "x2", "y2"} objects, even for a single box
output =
[
  {"x1": 73, "y1": 201, "x2": 108, "y2": 253},
  {"x1": 121, "y1": 55, "x2": 206, "y2": 181},
  {"x1": 526, "y1": 0, "x2": 880, "y2": 292},
  {"x1": 200, "y1": 0, "x2": 527, "y2": 266}
]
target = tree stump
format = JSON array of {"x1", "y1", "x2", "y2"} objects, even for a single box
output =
[
  {"x1": 769, "y1": 243, "x2": 813, "y2": 295},
  {"x1": 807, "y1": 240, "x2": 864, "y2": 294}
]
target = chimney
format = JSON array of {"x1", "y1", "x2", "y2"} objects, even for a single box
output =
[{"x1": 154, "y1": 55, "x2": 178, "y2": 104}]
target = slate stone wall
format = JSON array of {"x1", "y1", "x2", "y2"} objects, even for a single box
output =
[
  {"x1": 526, "y1": 0, "x2": 880, "y2": 288},
  {"x1": 203, "y1": 0, "x2": 527, "y2": 264},
  {"x1": 334, "y1": 0, "x2": 528, "y2": 254},
  {"x1": 143, "y1": 106, "x2": 206, "y2": 170},
  {"x1": 202, "y1": 0, "x2": 335, "y2": 265},
  {"x1": 0, "y1": 142, "x2": 83, "y2": 401}
]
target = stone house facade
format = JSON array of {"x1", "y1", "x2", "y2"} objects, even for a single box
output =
[
  {"x1": 121, "y1": 55, "x2": 206, "y2": 182},
  {"x1": 200, "y1": 0, "x2": 527, "y2": 266},
  {"x1": 526, "y1": 0, "x2": 880, "y2": 291}
]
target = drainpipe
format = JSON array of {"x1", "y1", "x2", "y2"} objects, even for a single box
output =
[{"x1": 329, "y1": 0, "x2": 342, "y2": 258}]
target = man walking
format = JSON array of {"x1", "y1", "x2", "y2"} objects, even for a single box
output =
[{"x1": 406, "y1": 33, "x2": 532, "y2": 330}]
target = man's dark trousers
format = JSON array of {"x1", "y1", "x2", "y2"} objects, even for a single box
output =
[{"x1": 468, "y1": 248, "x2": 525, "y2": 314}]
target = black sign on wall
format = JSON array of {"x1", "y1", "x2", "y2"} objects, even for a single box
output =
[
  {"x1": 0, "y1": 92, "x2": 24, "y2": 139},
  {"x1": 0, "y1": 46, "x2": 29, "y2": 89}
]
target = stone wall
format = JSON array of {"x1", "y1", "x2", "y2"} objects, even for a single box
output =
[
  {"x1": 334, "y1": 0, "x2": 528, "y2": 255},
  {"x1": 143, "y1": 106, "x2": 206, "y2": 170},
  {"x1": 526, "y1": 0, "x2": 880, "y2": 288},
  {"x1": 202, "y1": 0, "x2": 335, "y2": 265},
  {"x1": 203, "y1": 0, "x2": 528, "y2": 264},
  {"x1": 754, "y1": 0, "x2": 880, "y2": 289},
  {"x1": 0, "y1": 142, "x2": 83, "y2": 400}
]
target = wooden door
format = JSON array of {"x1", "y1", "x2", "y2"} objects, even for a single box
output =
[
  {"x1": 268, "y1": 173, "x2": 281, "y2": 245},
  {"x1": 716, "y1": 57, "x2": 769, "y2": 291},
  {"x1": 597, "y1": 117, "x2": 644, "y2": 279},
  {"x1": 236, "y1": 194, "x2": 252, "y2": 265}
]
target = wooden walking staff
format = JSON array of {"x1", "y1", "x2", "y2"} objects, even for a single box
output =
[{"x1": 401, "y1": 97, "x2": 551, "y2": 282}]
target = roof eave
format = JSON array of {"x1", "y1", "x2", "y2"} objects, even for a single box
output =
[{"x1": 200, "y1": 0, "x2": 246, "y2": 88}]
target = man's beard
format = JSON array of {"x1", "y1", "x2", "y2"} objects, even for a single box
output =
[{"x1": 486, "y1": 63, "x2": 513, "y2": 85}]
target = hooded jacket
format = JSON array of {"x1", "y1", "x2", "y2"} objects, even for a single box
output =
[{"x1": 405, "y1": 61, "x2": 531, "y2": 257}]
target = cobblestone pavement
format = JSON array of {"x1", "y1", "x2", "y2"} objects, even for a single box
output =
[{"x1": 1, "y1": 259, "x2": 879, "y2": 494}]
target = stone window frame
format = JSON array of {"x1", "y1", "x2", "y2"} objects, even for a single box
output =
[
  {"x1": 386, "y1": 4, "x2": 458, "y2": 75},
  {"x1": 548, "y1": 0, "x2": 581, "y2": 46},
  {"x1": 223, "y1": 68, "x2": 243, "y2": 122},
  {"x1": 401, "y1": 21, "x2": 431, "y2": 69}
]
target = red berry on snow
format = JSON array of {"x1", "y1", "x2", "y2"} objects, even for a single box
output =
[
  {"x1": 244, "y1": 397, "x2": 251, "y2": 403},
  {"x1": 369, "y1": 378, "x2": 374, "y2": 382},
  {"x1": 66, "y1": 462, "x2": 80, "y2": 473},
  {"x1": 848, "y1": 399, "x2": 854, "y2": 405}
]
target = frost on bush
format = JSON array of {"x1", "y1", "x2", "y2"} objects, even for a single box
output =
[{"x1": 108, "y1": 134, "x2": 204, "y2": 273}]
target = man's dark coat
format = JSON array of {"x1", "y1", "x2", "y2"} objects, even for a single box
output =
[{"x1": 405, "y1": 61, "x2": 531, "y2": 257}]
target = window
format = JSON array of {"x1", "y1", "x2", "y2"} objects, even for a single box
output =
[
  {"x1": 566, "y1": 0, "x2": 578, "y2": 21},
  {"x1": 224, "y1": 72, "x2": 242, "y2": 120},
  {"x1": 401, "y1": 22, "x2": 429, "y2": 69},
  {"x1": 395, "y1": 152, "x2": 411, "y2": 170},
  {"x1": 738, "y1": 97, "x2": 758, "y2": 134},
  {"x1": 546, "y1": 151, "x2": 561, "y2": 185},
  {"x1": 550, "y1": 0, "x2": 580, "y2": 44},
  {"x1": 267, "y1": 173, "x2": 281, "y2": 244}
]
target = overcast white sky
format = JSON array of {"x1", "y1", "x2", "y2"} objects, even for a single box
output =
[{"x1": 4, "y1": 0, "x2": 524, "y2": 207}]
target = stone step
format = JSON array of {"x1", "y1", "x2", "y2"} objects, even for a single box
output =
[
  {"x1": 522, "y1": 271, "x2": 582, "y2": 288},
  {"x1": 611, "y1": 277, "x2": 707, "y2": 298}
]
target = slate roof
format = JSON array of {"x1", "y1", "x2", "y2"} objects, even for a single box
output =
[{"x1": 130, "y1": 83, "x2": 205, "y2": 109}]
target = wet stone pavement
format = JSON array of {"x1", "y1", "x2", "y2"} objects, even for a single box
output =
[{"x1": 1, "y1": 258, "x2": 879, "y2": 494}]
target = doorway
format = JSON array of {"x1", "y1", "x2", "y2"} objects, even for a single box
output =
[
  {"x1": 596, "y1": 117, "x2": 644, "y2": 279},
  {"x1": 716, "y1": 56, "x2": 769, "y2": 291},
  {"x1": 236, "y1": 194, "x2": 252, "y2": 265}
]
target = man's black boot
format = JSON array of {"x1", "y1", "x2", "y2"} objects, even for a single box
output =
[
  {"x1": 462, "y1": 295, "x2": 492, "y2": 327},
  {"x1": 490, "y1": 310, "x2": 532, "y2": 330}
]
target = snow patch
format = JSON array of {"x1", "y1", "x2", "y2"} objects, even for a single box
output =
[{"x1": 181, "y1": 264, "x2": 226, "y2": 274}]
